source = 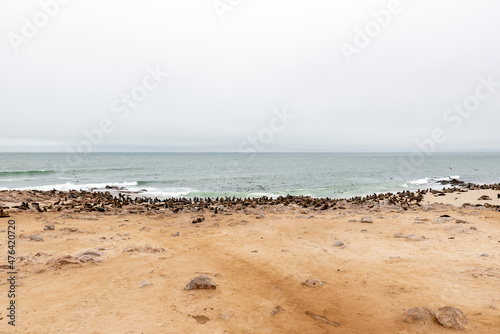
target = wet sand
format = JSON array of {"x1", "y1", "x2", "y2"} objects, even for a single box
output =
[{"x1": 0, "y1": 188, "x2": 499, "y2": 333}]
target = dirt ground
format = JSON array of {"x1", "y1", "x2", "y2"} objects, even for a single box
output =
[{"x1": 1, "y1": 191, "x2": 500, "y2": 333}]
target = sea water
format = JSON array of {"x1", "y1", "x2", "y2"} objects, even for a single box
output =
[{"x1": 0, "y1": 153, "x2": 499, "y2": 199}]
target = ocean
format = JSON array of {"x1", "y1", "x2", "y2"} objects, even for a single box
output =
[{"x1": 0, "y1": 153, "x2": 499, "y2": 199}]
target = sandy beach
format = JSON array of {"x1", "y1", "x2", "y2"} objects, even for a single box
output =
[{"x1": 1, "y1": 188, "x2": 499, "y2": 333}]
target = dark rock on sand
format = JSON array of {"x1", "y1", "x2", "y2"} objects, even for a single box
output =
[
  {"x1": 271, "y1": 305, "x2": 286, "y2": 316},
  {"x1": 184, "y1": 275, "x2": 216, "y2": 290},
  {"x1": 29, "y1": 234, "x2": 44, "y2": 242},
  {"x1": 305, "y1": 311, "x2": 340, "y2": 327},
  {"x1": 301, "y1": 279, "x2": 324, "y2": 288},
  {"x1": 435, "y1": 306, "x2": 467, "y2": 330},
  {"x1": 333, "y1": 241, "x2": 344, "y2": 247},
  {"x1": 478, "y1": 195, "x2": 492, "y2": 201},
  {"x1": 190, "y1": 315, "x2": 209, "y2": 324},
  {"x1": 0, "y1": 209, "x2": 10, "y2": 218},
  {"x1": 44, "y1": 224, "x2": 55, "y2": 230},
  {"x1": 403, "y1": 307, "x2": 435, "y2": 324},
  {"x1": 192, "y1": 217, "x2": 205, "y2": 224}
]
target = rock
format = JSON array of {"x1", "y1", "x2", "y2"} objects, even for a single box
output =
[
  {"x1": 138, "y1": 280, "x2": 152, "y2": 288},
  {"x1": 405, "y1": 234, "x2": 425, "y2": 241},
  {"x1": 422, "y1": 204, "x2": 436, "y2": 211},
  {"x1": 438, "y1": 178, "x2": 464, "y2": 186},
  {"x1": 256, "y1": 213, "x2": 266, "y2": 219},
  {"x1": 455, "y1": 219, "x2": 471, "y2": 224},
  {"x1": 435, "y1": 306, "x2": 467, "y2": 330},
  {"x1": 44, "y1": 224, "x2": 55, "y2": 230},
  {"x1": 0, "y1": 209, "x2": 10, "y2": 218},
  {"x1": 192, "y1": 217, "x2": 205, "y2": 224},
  {"x1": 305, "y1": 311, "x2": 340, "y2": 327},
  {"x1": 46, "y1": 255, "x2": 81, "y2": 268},
  {"x1": 79, "y1": 255, "x2": 97, "y2": 263},
  {"x1": 478, "y1": 195, "x2": 492, "y2": 201},
  {"x1": 171, "y1": 232, "x2": 180, "y2": 237},
  {"x1": 414, "y1": 220, "x2": 426, "y2": 224},
  {"x1": 403, "y1": 307, "x2": 435, "y2": 324},
  {"x1": 76, "y1": 250, "x2": 103, "y2": 258},
  {"x1": 123, "y1": 245, "x2": 165, "y2": 253},
  {"x1": 434, "y1": 217, "x2": 452, "y2": 223},
  {"x1": 60, "y1": 227, "x2": 81, "y2": 232},
  {"x1": 348, "y1": 219, "x2": 358, "y2": 222},
  {"x1": 29, "y1": 234, "x2": 44, "y2": 242},
  {"x1": 184, "y1": 275, "x2": 216, "y2": 290},
  {"x1": 394, "y1": 232, "x2": 406, "y2": 238},
  {"x1": 333, "y1": 241, "x2": 344, "y2": 247},
  {"x1": 271, "y1": 305, "x2": 286, "y2": 316},
  {"x1": 361, "y1": 216, "x2": 373, "y2": 223},
  {"x1": 478, "y1": 253, "x2": 490, "y2": 257},
  {"x1": 470, "y1": 226, "x2": 477, "y2": 231},
  {"x1": 190, "y1": 315, "x2": 209, "y2": 324},
  {"x1": 301, "y1": 279, "x2": 324, "y2": 288},
  {"x1": 220, "y1": 312, "x2": 231, "y2": 322}
]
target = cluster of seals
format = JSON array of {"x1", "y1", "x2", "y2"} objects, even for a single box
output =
[{"x1": 1, "y1": 182, "x2": 499, "y2": 216}]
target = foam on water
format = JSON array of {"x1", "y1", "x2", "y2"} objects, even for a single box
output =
[{"x1": 1, "y1": 153, "x2": 499, "y2": 198}]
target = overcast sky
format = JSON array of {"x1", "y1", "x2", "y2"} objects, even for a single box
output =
[{"x1": 1, "y1": 0, "x2": 499, "y2": 152}]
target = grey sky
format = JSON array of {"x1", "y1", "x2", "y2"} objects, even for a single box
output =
[{"x1": 1, "y1": 0, "x2": 500, "y2": 152}]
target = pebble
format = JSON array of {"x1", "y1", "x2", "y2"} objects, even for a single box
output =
[
  {"x1": 301, "y1": 279, "x2": 324, "y2": 288},
  {"x1": 403, "y1": 307, "x2": 434, "y2": 324},
  {"x1": 184, "y1": 275, "x2": 216, "y2": 290},
  {"x1": 435, "y1": 306, "x2": 467, "y2": 330},
  {"x1": 220, "y1": 312, "x2": 231, "y2": 322},
  {"x1": 138, "y1": 280, "x2": 152, "y2": 288},
  {"x1": 271, "y1": 305, "x2": 286, "y2": 316}
]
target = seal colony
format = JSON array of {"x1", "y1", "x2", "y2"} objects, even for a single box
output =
[
  {"x1": 1, "y1": 181, "x2": 500, "y2": 216},
  {"x1": 1, "y1": 183, "x2": 499, "y2": 333}
]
